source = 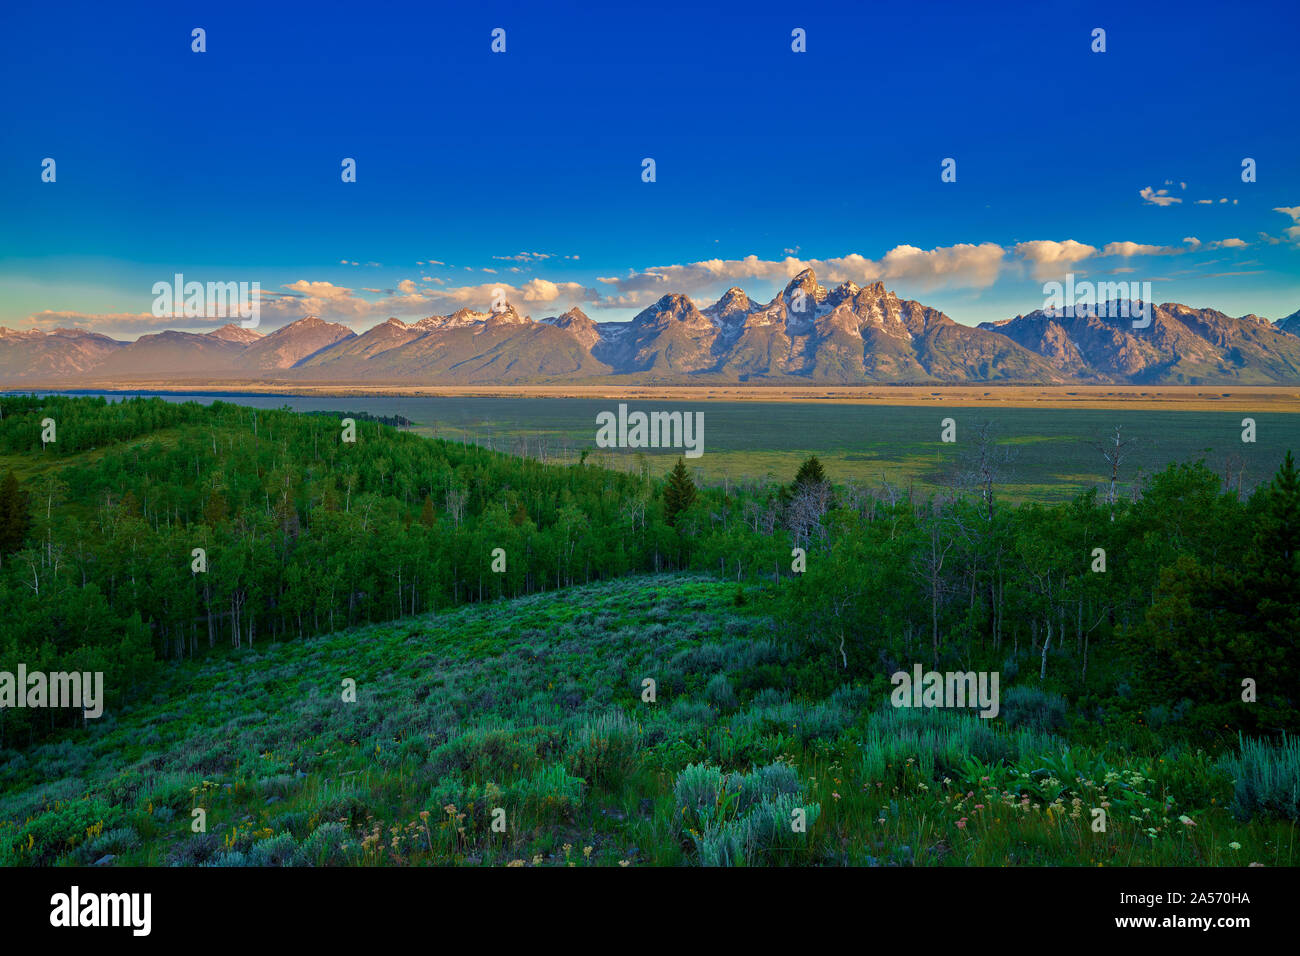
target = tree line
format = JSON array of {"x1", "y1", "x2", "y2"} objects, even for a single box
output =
[{"x1": 0, "y1": 395, "x2": 1294, "y2": 746}]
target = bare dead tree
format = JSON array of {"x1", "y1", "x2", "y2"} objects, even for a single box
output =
[
  {"x1": 956, "y1": 419, "x2": 1017, "y2": 521},
  {"x1": 1091, "y1": 426, "x2": 1140, "y2": 516},
  {"x1": 786, "y1": 481, "x2": 833, "y2": 550}
]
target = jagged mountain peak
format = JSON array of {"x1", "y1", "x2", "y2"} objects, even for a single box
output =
[
  {"x1": 712, "y1": 287, "x2": 752, "y2": 307},
  {"x1": 784, "y1": 268, "x2": 824, "y2": 296},
  {"x1": 3, "y1": 288, "x2": 1297, "y2": 387},
  {"x1": 704, "y1": 287, "x2": 756, "y2": 324},
  {"x1": 981, "y1": 298, "x2": 1300, "y2": 384}
]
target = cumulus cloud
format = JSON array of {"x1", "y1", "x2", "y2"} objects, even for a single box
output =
[
  {"x1": 18, "y1": 228, "x2": 1272, "y2": 337},
  {"x1": 1273, "y1": 206, "x2": 1300, "y2": 240},
  {"x1": 261, "y1": 277, "x2": 600, "y2": 325},
  {"x1": 867, "y1": 243, "x2": 1007, "y2": 288},
  {"x1": 1012, "y1": 240, "x2": 1098, "y2": 279},
  {"x1": 596, "y1": 244, "x2": 1009, "y2": 307},
  {"x1": 1140, "y1": 186, "x2": 1182, "y2": 206}
]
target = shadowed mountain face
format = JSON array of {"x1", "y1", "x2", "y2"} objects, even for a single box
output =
[{"x1": 2, "y1": 271, "x2": 1297, "y2": 385}]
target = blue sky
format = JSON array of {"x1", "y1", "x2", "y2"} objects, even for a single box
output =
[{"x1": 2, "y1": 0, "x2": 1298, "y2": 337}]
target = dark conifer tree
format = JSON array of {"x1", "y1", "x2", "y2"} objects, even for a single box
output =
[{"x1": 663, "y1": 457, "x2": 697, "y2": 526}]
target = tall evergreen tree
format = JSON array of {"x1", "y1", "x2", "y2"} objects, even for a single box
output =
[
  {"x1": 663, "y1": 457, "x2": 697, "y2": 526},
  {"x1": 793, "y1": 455, "x2": 828, "y2": 488}
]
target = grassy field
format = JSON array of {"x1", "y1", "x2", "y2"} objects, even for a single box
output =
[
  {"x1": 1, "y1": 574, "x2": 1292, "y2": 867},
  {"x1": 18, "y1": 391, "x2": 1300, "y2": 501},
  {"x1": 394, "y1": 402, "x2": 1298, "y2": 502}
]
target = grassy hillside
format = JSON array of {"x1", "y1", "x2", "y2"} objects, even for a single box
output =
[{"x1": 1, "y1": 574, "x2": 1294, "y2": 867}]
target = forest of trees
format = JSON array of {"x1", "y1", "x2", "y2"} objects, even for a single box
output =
[{"x1": 0, "y1": 395, "x2": 1295, "y2": 747}]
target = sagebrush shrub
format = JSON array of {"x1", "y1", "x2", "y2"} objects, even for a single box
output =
[
  {"x1": 705, "y1": 674, "x2": 738, "y2": 711},
  {"x1": 1000, "y1": 686, "x2": 1068, "y2": 732},
  {"x1": 673, "y1": 763, "x2": 724, "y2": 826},
  {"x1": 1219, "y1": 733, "x2": 1300, "y2": 822},
  {"x1": 294, "y1": 822, "x2": 349, "y2": 866},
  {"x1": 428, "y1": 727, "x2": 538, "y2": 780},
  {"x1": 674, "y1": 761, "x2": 819, "y2": 866},
  {"x1": 568, "y1": 711, "x2": 641, "y2": 789},
  {"x1": 248, "y1": 832, "x2": 298, "y2": 866}
]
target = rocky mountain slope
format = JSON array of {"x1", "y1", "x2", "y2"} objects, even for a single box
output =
[{"x1": 2, "y1": 271, "x2": 1297, "y2": 386}]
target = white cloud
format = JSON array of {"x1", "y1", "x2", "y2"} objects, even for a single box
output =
[
  {"x1": 492, "y1": 252, "x2": 554, "y2": 262},
  {"x1": 595, "y1": 243, "x2": 1010, "y2": 307},
  {"x1": 1273, "y1": 206, "x2": 1300, "y2": 240},
  {"x1": 1012, "y1": 240, "x2": 1098, "y2": 279},
  {"x1": 1140, "y1": 186, "x2": 1182, "y2": 207}
]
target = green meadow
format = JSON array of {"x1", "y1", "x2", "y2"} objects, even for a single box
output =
[
  {"x1": 27, "y1": 392, "x2": 1300, "y2": 501},
  {"x1": 2, "y1": 575, "x2": 1294, "y2": 868},
  {"x1": 1, "y1": 395, "x2": 1296, "y2": 868}
]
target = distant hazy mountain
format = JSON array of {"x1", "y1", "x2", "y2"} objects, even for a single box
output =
[
  {"x1": 90, "y1": 329, "x2": 251, "y2": 378},
  {"x1": 240, "y1": 316, "x2": 355, "y2": 370},
  {"x1": 290, "y1": 305, "x2": 611, "y2": 383},
  {"x1": 2, "y1": 271, "x2": 1297, "y2": 386},
  {"x1": 207, "y1": 323, "x2": 264, "y2": 345},
  {"x1": 980, "y1": 302, "x2": 1300, "y2": 384},
  {"x1": 0, "y1": 327, "x2": 123, "y2": 381}
]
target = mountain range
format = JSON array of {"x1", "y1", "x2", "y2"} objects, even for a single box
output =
[{"x1": 4, "y1": 270, "x2": 1300, "y2": 386}]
